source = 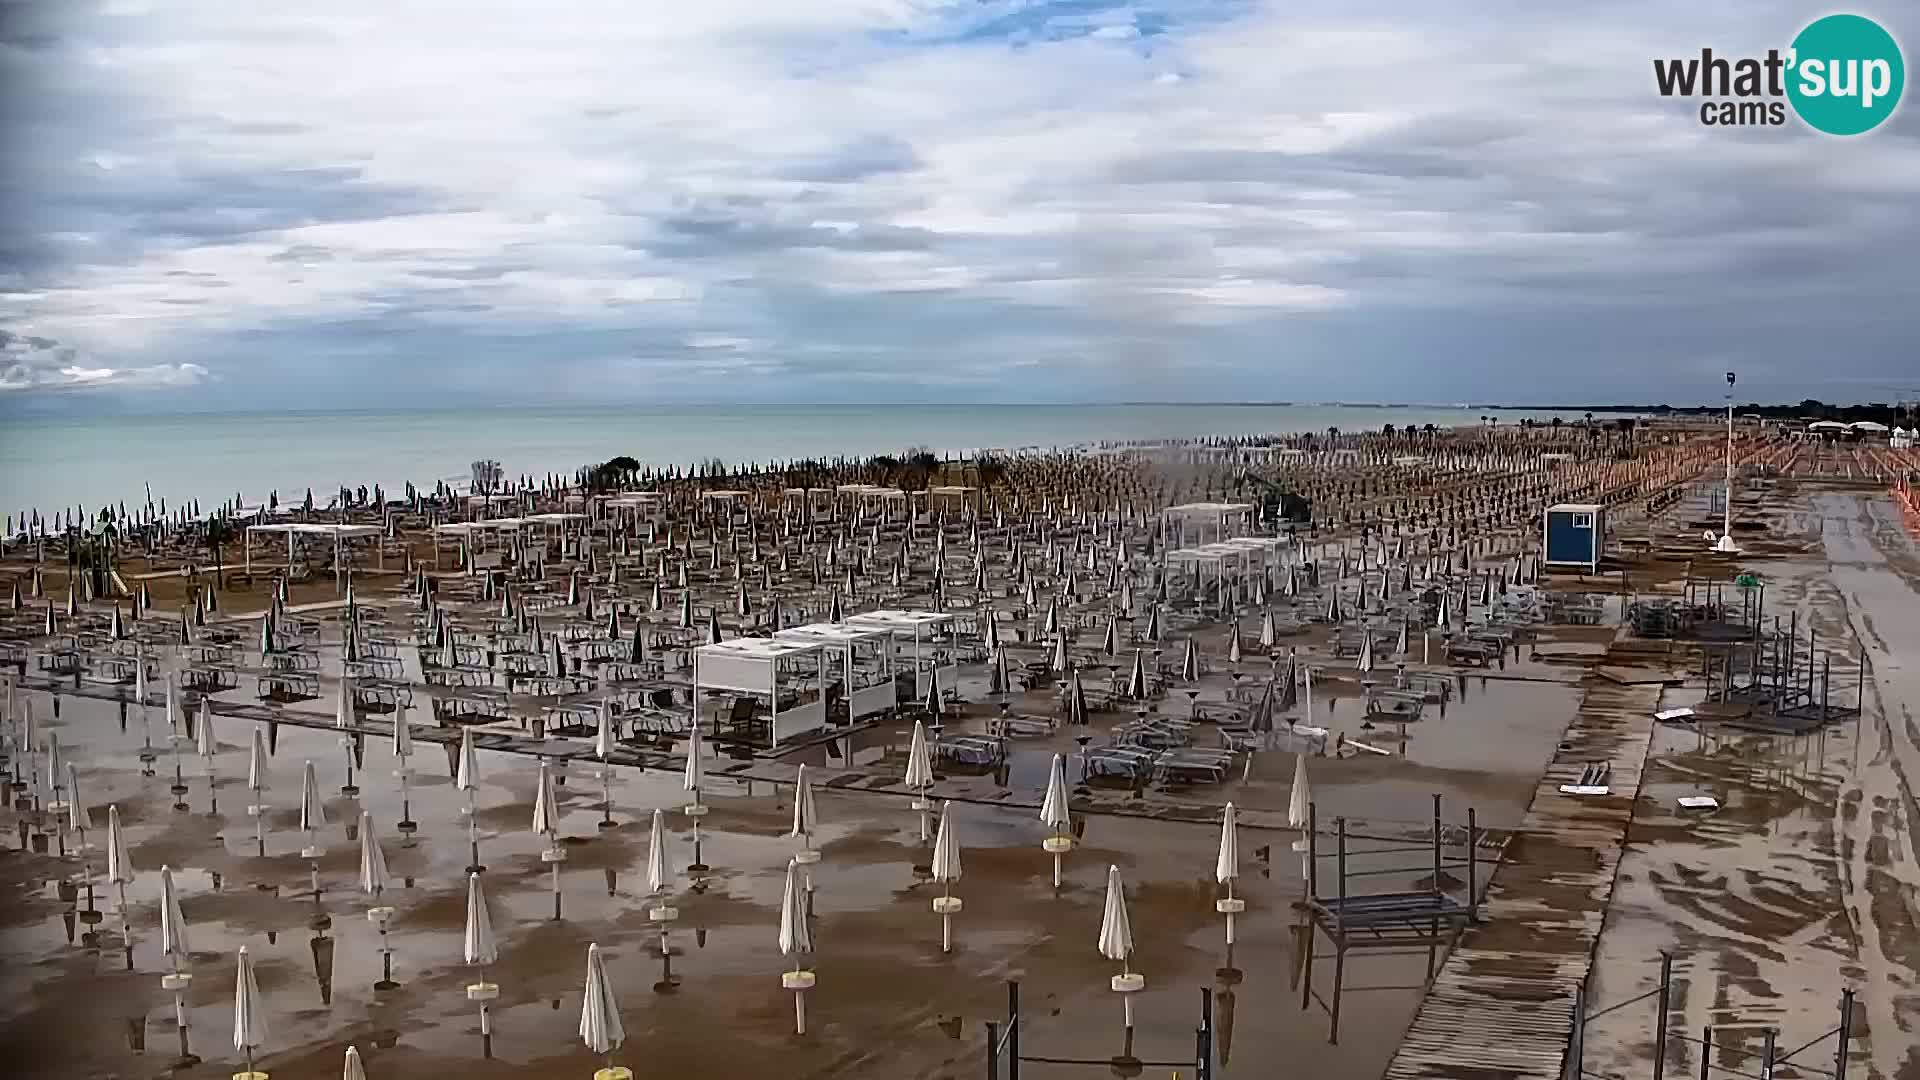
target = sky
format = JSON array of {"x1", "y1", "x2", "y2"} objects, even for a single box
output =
[{"x1": 1, "y1": 0, "x2": 1916, "y2": 412}]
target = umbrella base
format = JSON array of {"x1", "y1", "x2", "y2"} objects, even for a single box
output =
[
  {"x1": 540, "y1": 847, "x2": 568, "y2": 864},
  {"x1": 793, "y1": 849, "x2": 820, "y2": 865},
  {"x1": 932, "y1": 896, "x2": 962, "y2": 915},
  {"x1": 231, "y1": 1071, "x2": 269, "y2": 1079},
  {"x1": 595, "y1": 1070, "x2": 634, "y2": 1080},
  {"x1": 466, "y1": 982, "x2": 499, "y2": 1002},
  {"x1": 1215, "y1": 898, "x2": 1245, "y2": 914},
  {"x1": 1042, "y1": 836, "x2": 1074, "y2": 854},
  {"x1": 648, "y1": 906, "x2": 678, "y2": 922},
  {"x1": 300, "y1": 847, "x2": 324, "y2": 859},
  {"x1": 1111, "y1": 973, "x2": 1145, "y2": 993},
  {"x1": 781, "y1": 970, "x2": 816, "y2": 991},
  {"x1": 161, "y1": 973, "x2": 193, "y2": 992}
]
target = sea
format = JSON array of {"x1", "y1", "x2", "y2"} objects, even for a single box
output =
[{"x1": 0, "y1": 403, "x2": 1620, "y2": 518}]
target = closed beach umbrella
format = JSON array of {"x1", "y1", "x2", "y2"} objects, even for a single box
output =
[
  {"x1": 358, "y1": 812, "x2": 389, "y2": 898},
  {"x1": 342, "y1": 1046, "x2": 366, "y2": 1080},
  {"x1": 1049, "y1": 633, "x2": 1068, "y2": 676},
  {"x1": 646, "y1": 808, "x2": 672, "y2": 895},
  {"x1": 1124, "y1": 650, "x2": 1147, "y2": 699},
  {"x1": 592, "y1": 701, "x2": 614, "y2": 760},
  {"x1": 463, "y1": 872, "x2": 497, "y2": 966},
  {"x1": 392, "y1": 702, "x2": 413, "y2": 760},
  {"x1": 299, "y1": 760, "x2": 326, "y2": 859},
  {"x1": 789, "y1": 764, "x2": 818, "y2": 855},
  {"x1": 931, "y1": 800, "x2": 963, "y2": 952},
  {"x1": 197, "y1": 698, "x2": 217, "y2": 759},
  {"x1": 232, "y1": 946, "x2": 268, "y2": 1075},
  {"x1": 456, "y1": 726, "x2": 478, "y2": 792},
  {"x1": 1098, "y1": 864, "x2": 1144, "y2": 1027},
  {"x1": 532, "y1": 761, "x2": 559, "y2": 838},
  {"x1": 578, "y1": 943, "x2": 625, "y2": 1059},
  {"x1": 106, "y1": 804, "x2": 132, "y2": 885},
  {"x1": 166, "y1": 676, "x2": 188, "y2": 741},
  {"x1": 1215, "y1": 802, "x2": 1244, "y2": 945},
  {"x1": 1180, "y1": 637, "x2": 1200, "y2": 682},
  {"x1": 1259, "y1": 612, "x2": 1276, "y2": 650},
  {"x1": 904, "y1": 719, "x2": 934, "y2": 838},
  {"x1": 777, "y1": 857, "x2": 814, "y2": 1034},
  {"x1": 160, "y1": 865, "x2": 190, "y2": 966},
  {"x1": 1040, "y1": 753, "x2": 1073, "y2": 884}
]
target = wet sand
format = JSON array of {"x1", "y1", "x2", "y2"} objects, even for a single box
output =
[{"x1": 1580, "y1": 485, "x2": 1920, "y2": 1079}]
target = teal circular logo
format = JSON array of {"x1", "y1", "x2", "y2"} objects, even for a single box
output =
[{"x1": 1787, "y1": 14, "x2": 1904, "y2": 135}]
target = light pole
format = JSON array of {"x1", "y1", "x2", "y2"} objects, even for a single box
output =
[{"x1": 1714, "y1": 371, "x2": 1740, "y2": 553}]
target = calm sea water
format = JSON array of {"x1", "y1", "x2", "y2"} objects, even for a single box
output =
[{"x1": 0, "y1": 403, "x2": 1597, "y2": 516}]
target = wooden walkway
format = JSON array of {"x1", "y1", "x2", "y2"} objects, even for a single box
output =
[{"x1": 1383, "y1": 654, "x2": 1664, "y2": 1080}]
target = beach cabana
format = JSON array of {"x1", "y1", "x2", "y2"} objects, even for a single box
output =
[
  {"x1": 243, "y1": 523, "x2": 383, "y2": 576},
  {"x1": 775, "y1": 621, "x2": 898, "y2": 720},
  {"x1": 1163, "y1": 502, "x2": 1255, "y2": 548},
  {"x1": 842, "y1": 609, "x2": 956, "y2": 701},
  {"x1": 692, "y1": 637, "x2": 829, "y2": 746}
]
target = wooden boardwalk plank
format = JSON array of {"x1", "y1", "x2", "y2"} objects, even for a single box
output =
[{"x1": 1382, "y1": 658, "x2": 1663, "y2": 1080}]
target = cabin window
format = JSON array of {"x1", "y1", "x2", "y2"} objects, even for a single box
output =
[{"x1": 1571, "y1": 512, "x2": 1594, "y2": 529}]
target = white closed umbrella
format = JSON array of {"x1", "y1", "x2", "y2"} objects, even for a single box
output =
[
  {"x1": 777, "y1": 857, "x2": 815, "y2": 1035},
  {"x1": 135, "y1": 658, "x2": 155, "y2": 763},
  {"x1": 160, "y1": 863, "x2": 190, "y2": 967},
  {"x1": 105, "y1": 804, "x2": 133, "y2": 966},
  {"x1": 904, "y1": 720, "x2": 934, "y2": 841},
  {"x1": 232, "y1": 946, "x2": 268, "y2": 1078},
  {"x1": 595, "y1": 700, "x2": 616, "y2": 827},
  {"x1": 1040, "y1": 753, "x2": 1073, "y2": 887},
  {"x1": 392, "y1": 703, "x2": 416, "y2": 835},
  {"x1": 1215, "y1": 803, "x2": 1245, "y2": 945},
  {"x1": 931, "y1": 801, "x2": 963, "y2": 953},
  {"x1": 682, "y1": 712, "x2": 709, "y2": 872},
  {"x1": 789, "y1": 763, "x2": 818, "y2": 860},
  {"x1": 463, "y1": 872, "x2": 500, "y2": 1050},
  {"x1": 358, "y1": 811, "x2": 389, "y2": 898},
  {"x1": 247, "y1": 726, "x2": 269, "y2": 855},
  {"x1": 1289, "y1": 751, "x2": 1313, "y2": 878},
  {"x1": 1099, "y1": 864, "x2": 1145, "y2": 1027},
  {"x1": 464, "y1": 871, "x2": 497, "y2": 965},
  {"x1": 456, "y1": 725, "x2": 482, "y2": 871},
  {"x1": 158, "y1": 864, "x2": 195, "y2": 1058},
  {"x1": 534, "y1": 761, "x2": 566, "y2": 920},
  {"x1": 342, "y1": 1046, "x2": 366, "y2": 1080},
  {"x1": 578, "y1": 942, "x2": 626, "y2": 1069},
  {"x1": 66, "y1": 760, "x2": 89, "y2": 839},
  {"x1": 165, "y1": 675, "x2": 189, "y2": 802},
  {"x1": 360, "y1": 811, "x2": 399, "y2": 987}
]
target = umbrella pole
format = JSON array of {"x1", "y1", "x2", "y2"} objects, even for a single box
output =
[
  {"x1": 467, "y1": 791, "x2": 481, "y2": 871},
  {"x1": 1052, "y1": 847, "x2": 1063, "y2": 890},
  {"x1": 253, "y1": 806, "x2": 265, "y2": 857},
  {"x1": 601, "y1": 767, "x2": 613, "y2": 827},
  {"x1": 1225, "y1": 879, "x2": 1236, "y2": 946},
  {"x1": 118, "y1": 881, "x2": 132, "y2": 970}
]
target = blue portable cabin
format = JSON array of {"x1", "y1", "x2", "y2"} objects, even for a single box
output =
[{"x1": 1542, "y1": 503, "x2": 1605, "y2": 574}]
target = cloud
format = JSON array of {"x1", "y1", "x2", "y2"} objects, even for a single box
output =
[
  {"x1": 0, "y1": 329, "x2": 209, "y2": 392},
  {"x1": 0, "y1": 0, "x2": 1916, "y2": 406}
]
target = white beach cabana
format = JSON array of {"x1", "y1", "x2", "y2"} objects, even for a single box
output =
[
  {"x1": 774, "y1": 621, "x2": 899, "y2": 720},
  {"x1": 243, "y1": 522, "x2": 383, "y2": 575},
  {"x1": 842, "y1": 609, "x2": 956, "y2": 700},
  {"x1": 691, "y1": 636, "x2": 830, "y2": 745},
  {"x1": 1162, "y1": 502, "x2": 1256, "y2": 548}
]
